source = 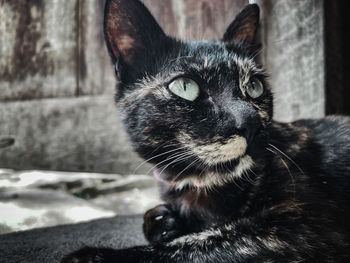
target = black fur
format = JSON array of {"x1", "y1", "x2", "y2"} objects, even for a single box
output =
[{"x1": 62, "y1": 0, "x2": 350, "y2": 262}]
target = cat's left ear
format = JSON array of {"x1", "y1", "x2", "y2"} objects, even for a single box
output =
[
  {"x1": 104, "y1": 0, "x2": 166, "y2": 78},
  {"x1": 222, "y1": 4, "x2": 260, "y2": 45}
]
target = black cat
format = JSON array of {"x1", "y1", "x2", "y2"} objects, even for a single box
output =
[{"x1": 62, "y1": 0, "x2": 350, "y2": 262}]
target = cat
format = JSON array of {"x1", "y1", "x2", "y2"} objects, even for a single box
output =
[{"x1": 62, "y1": 0, "x2": 350, "y2": 262}]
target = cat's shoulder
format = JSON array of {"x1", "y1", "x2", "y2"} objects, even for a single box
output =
[
  {"x1": 293, "y1": 115, "x2": 350, "y2": 142},
  {"x1": 293, "y1": 115, "x2": 350, "y2": 178}
]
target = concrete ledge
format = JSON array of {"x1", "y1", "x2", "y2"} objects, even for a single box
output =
[
  {"x1": 0, "y1": 169, "x2": 160, "y2": 234},
  {"x1": 0, "y1": 215, "x2": 146, "y2": 263}
]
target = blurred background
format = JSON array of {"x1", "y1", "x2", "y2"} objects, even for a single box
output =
[{"x1": 0, "y1": 0, "x2": 349, "y2": 234}]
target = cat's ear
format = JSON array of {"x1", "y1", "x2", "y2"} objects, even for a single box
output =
[
  {"x1": 104, "y1": 0, "x2": 166, "y2": 77},
  {"x1": 222, "y1": 4, "x2": 260, "y2": 45}
]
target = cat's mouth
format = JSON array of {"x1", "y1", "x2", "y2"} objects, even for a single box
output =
[
  {"x1": 177, "y1": 132, "x2": 248, "y2": 165},
  {"x1": 151, "y1": 133, "x2": 253, "y2": 190},
  {"x1": 153, "y1": 155, "x2": 254, "y2": 190}
]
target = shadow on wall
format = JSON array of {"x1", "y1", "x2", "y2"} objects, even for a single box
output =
[{"x1": 0, "y1": 137, "x2": 15, "y2": 148}]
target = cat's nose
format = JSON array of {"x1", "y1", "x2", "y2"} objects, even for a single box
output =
[
  {"x1": 217, "y1": 100, "x2": 260, "y2": 143},
  {"x1": 235, "y1": 116, "x2": 260, "y2": 144}
]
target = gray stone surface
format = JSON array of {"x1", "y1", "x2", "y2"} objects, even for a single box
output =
[
  {"x1": 0, "y1": 215, "x2": 146, "y2": 263},
  {"x1": 0, "y1": 169, "x2": 160, "y2": 234},
  {"x1": 0, "y1": 188, "x2": 115, "y2": 234},
  {"x1": 0, "y1": 96, "x2": 151, "y2": 174},
  {"x1": 257, "y1": 0, "x2": 325, "y2": 122}
]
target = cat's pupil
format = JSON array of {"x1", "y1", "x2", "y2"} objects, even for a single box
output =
[
  {"x1": 247, "y1": 78, "x2": 264, "y2": 99},
  {"x1": 168, "y1": 77, "x2": 199, "y2": 101}
]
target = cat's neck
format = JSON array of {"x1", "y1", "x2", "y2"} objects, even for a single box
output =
[
  {"x1": 157, "y1": 120, "x2": 313, "y2": 220},
  {"x1": 155, "y1": 121, "x2": 309, "y2": 193}
]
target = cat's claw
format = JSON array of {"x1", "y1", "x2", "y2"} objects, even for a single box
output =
[{"x1": 143, "y1": 204, "x2": 184, "y2": 244}]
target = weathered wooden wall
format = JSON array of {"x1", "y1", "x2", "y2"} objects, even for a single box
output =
[
  {"x1": 143, "y1": 0, "x2": 247, "y2": 40},
  {"x1": 0, "y1": 1, "x2": 78, "y2": 100},
  {"x1": 0, "y1": 0, "x2": 252, "y2": 173},
  {"x1": 256, "y1": 0, "x2": 325, "y2": 122},
  {"x1": 0, "y1": 0, "x2": 116, "y2": 100},
  {"x1": 0, "y1": 0, "x2": 123, "y2": 173}
]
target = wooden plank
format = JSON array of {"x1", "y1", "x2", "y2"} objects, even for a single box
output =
[
  {"x1": 257, "y1": 0, "x2": 325, "y2": 122},
  {"x1": 0, "y1": 0, "x2": 78, "y2": 101},
  {"x1": 143, "y1": 0, "x2": 248, "y2": 40},
  {"x1": 0, "y1": 96, "x2": 151, "y2": 174},
  {"x1": 77, "y1": 0, "x2": 115, "y2": 96}
]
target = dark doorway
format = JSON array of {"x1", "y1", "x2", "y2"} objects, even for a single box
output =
[{"x1": 325, "y1": 0, "x2": 350, "y2": 115}]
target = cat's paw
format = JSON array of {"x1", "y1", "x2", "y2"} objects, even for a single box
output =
[
  {"x1": 143, "y1": 204, "x2": 184, "y2": 244},
  {"x1": 61, "y1": 247, "x2": 114, "y2": 263}
]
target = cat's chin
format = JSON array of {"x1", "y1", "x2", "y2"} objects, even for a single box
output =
[{"x1": 155, "y1": 155, "x2": 254, "y2": 191}]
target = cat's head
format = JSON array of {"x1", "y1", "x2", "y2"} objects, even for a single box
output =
[{"x1": 104, "y1": 0, "x2": 272, "y2": 190}]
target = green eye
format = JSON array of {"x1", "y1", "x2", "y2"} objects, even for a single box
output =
[
  {"x1": 246, "y1": 78, "x2": 264, "y2": 99},
  {"x1": 168, "y1": 77, "x2": 200, "y2": 101}
]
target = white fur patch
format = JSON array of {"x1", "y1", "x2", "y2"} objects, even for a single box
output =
[
  {"x1": 173, "y1": 155, "x2": 254, "y2": 190},
  {"x1": 169, "y1": 227, "x2": 223, "y2": 246},
  {"x1": 177, "y1": 133, "x2": 248, "y2": 165}
]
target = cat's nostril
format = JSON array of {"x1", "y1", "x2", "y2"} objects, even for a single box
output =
[
  {"x1": 241, "y1": 126, "x2": 258, "y2": 144},
  {"x1": 239, "y1": 128, "x2": 248, "y2": 138},
  {"x1": 236, "y1": 116, "x2": 260, "y2": 141}
]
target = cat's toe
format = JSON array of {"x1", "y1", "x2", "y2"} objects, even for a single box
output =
[{"x1": 143, "y1": 204, "x2": 184, "y2": 244}]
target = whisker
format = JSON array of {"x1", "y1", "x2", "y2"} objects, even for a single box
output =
[
  {"x1": 133, "y1": 146, "x2": 188, "y2": 173},
  {"x1": 152, "y1": 151, "x2": 193, "y2": 172},
  {"x1": 145, "y1": 151, "x2": 192, "y2": 176},
  {"x1": 243, "y1": 169, "x2": 255, "y2": 184},
  {"x1": 266, "y1": 147, "x2": 296, "y2": 195},
  {"x1": 268, "y1": 143, "x2": 305, "y2": 175},
  {"x1": 230, "y1": 174, "x2": 244, "y2": 191},
  {"x1": 279, "y1": 157, "x2": 296, "y2": 195},
  {"x1": 222, "y1": 163, "x2": 243, "y2": 191},
  {"x1": 173, "y1": 157, "x2": 201, "y2": 182},
  {"x1": 198, "y1": 159, "x2": 209, "y2": 177},
  {"x1": 157, "y1": 153, "x2": 194, "y2": 179}
]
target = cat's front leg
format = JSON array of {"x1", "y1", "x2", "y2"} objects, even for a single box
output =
[
  {"x1": 143, "y1": 204, "x2": 187, "y2": 244},
  {"x1": 62, "y1": 210, "x2": 345, "y2": 263},
  {"x1": 62, "y1": 205, "x2": 189, "y2": 263}
]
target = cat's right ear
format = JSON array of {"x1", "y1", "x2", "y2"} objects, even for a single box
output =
[
  {"x1": 104, "y1": 0, "x2": 166, "y2": 79},
  {"x1": 222, "y1": 4, "x2": 260, "y2": 45}
]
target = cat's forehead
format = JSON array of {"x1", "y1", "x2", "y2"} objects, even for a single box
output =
[
  {"x1": 167, "y1": 41, "x2": 260, "y2": 77},
  {"x1": 122, "y1": 41, "x2": 266, "y2": 102}
]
